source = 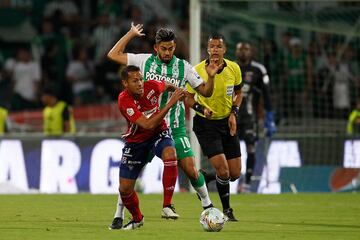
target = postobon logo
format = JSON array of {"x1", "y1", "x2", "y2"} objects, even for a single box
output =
[{"x1": 145, "y1": 72, "x2": 180, "y2": 86}]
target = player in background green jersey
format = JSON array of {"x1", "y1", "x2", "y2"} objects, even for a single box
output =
[{"x1": 107, "y1": 23, "x2": 221, "y2": 229}]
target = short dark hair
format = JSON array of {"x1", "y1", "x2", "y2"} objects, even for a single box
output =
[
  {"x1": 42, "y1": 84, "x2": 59, "y2": 98},
  {"x1": 121, "y1": 65, "x2": 140, "y2": 80},
  {"x1": 155, "y1": 28, "x2": 175, "y2": 44},
  {"x1": 208, "y1": 33, "x2": 226, "y2": 43},
  {"x1": 237, "y1": 41, "x2": 251, "y2": 48}
]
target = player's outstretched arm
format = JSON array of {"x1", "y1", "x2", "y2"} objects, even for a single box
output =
[
  {"x1": 107, "y1": 22, "x2": 145, "y2": 65},
  {"x1": 135, "y1": 89, "x2": 184, "y2": 130},
  {"x1": 195, "y1": 59, "x2": 222, "y2": 97}
]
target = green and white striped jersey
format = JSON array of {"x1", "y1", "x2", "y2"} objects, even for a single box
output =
[{"x1": 127, "y1": 53, "x2": 203, "y2": 134}]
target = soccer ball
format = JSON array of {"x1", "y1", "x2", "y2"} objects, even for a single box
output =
[{"x1": 199, "y1": 207, "x2": 227, "y2": 232}]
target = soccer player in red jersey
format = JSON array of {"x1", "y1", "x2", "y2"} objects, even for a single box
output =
[{"x1": 116, "y1": 65, "x2": 184, "y2": 230}]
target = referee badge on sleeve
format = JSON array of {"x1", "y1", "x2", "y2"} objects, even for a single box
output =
[{"x1": 227, "y1": 86, "x2": 234, "y2": 96}]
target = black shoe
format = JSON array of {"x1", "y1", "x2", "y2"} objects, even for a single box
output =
[
  {"x1": 224, "y1": 208, "x2": 238, "y2": 222},
  {"x1": 203, "y1": 203, "x2": 214, "y2": 210},
  {"x1": 108, "y1": 217, "x2": 123, "y2": 230}
]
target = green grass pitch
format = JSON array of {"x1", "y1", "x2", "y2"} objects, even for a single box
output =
[{"x1": 0, "y1": 193, "x2": 359, "y2": 240}]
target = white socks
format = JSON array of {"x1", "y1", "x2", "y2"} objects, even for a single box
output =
[
  {"x1": 195, "y1": 184, "x2": 212, "y2": 207},
  {"x1": 114, "y1": 194, "x2": 125, "y2": 219}
]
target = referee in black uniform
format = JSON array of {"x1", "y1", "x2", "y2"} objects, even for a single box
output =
[{"x1": 186, "y1": 34, "x2": 243, "y2": 221}]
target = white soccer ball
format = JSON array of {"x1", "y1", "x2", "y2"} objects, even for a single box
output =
[{"x1": 199, "y1": 207, "x2": 227, "y2": 232}]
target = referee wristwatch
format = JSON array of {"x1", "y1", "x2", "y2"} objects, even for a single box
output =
[{"x1": 230, "y1": 105, "x2": 239, "y2": 118}]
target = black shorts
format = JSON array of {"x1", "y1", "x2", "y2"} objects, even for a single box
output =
[
  {"x1": 237, "y1": 120, "x2": 258, "y2": 145},
  {"x1": 193, "y1": 115, "x2": 241, "y2": 159}
]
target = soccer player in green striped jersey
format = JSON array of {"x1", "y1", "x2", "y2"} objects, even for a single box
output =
[{"x1": 107, "y1": 23, "x2": 219, "y2": 229}]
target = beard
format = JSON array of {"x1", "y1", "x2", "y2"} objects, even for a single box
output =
[{"x1": 158, "y1": 55, "x2": 172, "y2": 64}]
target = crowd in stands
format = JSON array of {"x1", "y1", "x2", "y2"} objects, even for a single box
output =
[
  {"x1": 0, "y1": 0, "x2": 189, "y2": 111},
  {"x1": 259, "y1": 31, "x2": 360, "y2": 123},
  {"x1": 0, "y1": 0, "x2": 359, "y2": 128}
]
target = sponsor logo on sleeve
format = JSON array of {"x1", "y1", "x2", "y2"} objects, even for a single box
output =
[
  {"x1": 127, "y1": 108, "x2": 135, "y2": 116},
  {"x1": 226, "y1": 86, "x2": 234, "y2": 96},
  {"x1": 195, "y1": 72, "x2": 200, "y2": 79},
  {"x1": 146, "y1": 89, "x2": 155, "y2": 99}
]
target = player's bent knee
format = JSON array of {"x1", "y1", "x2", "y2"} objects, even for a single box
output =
[
  {"x1": 181, "y1": 158, "x2": 198, "y2": 179},
  {"x1": 162, "y1": 146, "x2": 177, "y2": 160},
  {"x1": 119, "y1": 185, "x2": 133, "y2": 196},
  {"x1": 186, "y1": 169, "x2": 198, "y2": 180},
  {"x1": 216, "y1": 168, "x2": 230, "y2": 179},
  {"x1": 120, "y1": 189, "x2": 132, "y2": 196},
  {"x1": 230, "y1": 174, "x2": 240, "y2": 182}
]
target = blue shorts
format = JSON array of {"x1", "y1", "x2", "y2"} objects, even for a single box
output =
[{"x1": 120, "y1": 129, "x2": 174, "y2": 180}]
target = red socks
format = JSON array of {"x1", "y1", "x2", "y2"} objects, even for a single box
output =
[
  {"x1": 121, "y1": 157, "x2": 178, "y2": 217},
  {"x1": 162, "y1": 158, "x2": 178, "y2": 207},
  {"x1": 121, "y1": 191, "x2": 142, "y2": 222}
]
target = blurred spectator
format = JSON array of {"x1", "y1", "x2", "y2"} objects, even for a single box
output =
[
  {"x1": 66, "y1": 47, "x2": 96, "y2": 106},
  {"x1": 279, "y1": 31, "x2": 292, "y2": 60},
  {"x1": 171, "y1": 0, "x2": 189, "y2": 19},
  {"x1": 33, "y1": 19, "x2": 68, "y2": 87},
  {"x1": 0, "y1": 105, "x2": 9, "y2": 135},
  {"x1": 95, "y1": 59, "x2": 121, "y2": 101},
  {"x1": 282, "y1": 37, "x2": 311, "y2": 120},
  {"x1": 44, "y1": 0, "x2": 80, "y2": 39},
  {"x1": 314, "y1": 33, "x2": 331, "y2": 71},
  {"x1": 41, "y1": 86, "x2": 76, "y2": 136},
  {"x1": 91, "y1": 13, "x2": 120, "y2": 64},
  {"x1": 0, "y1": 49, "x2": 12, "y2": 107},
  {"x1": 97, "y1": 0, "x2": 122, "y2": 24},
  {"x1": 343, "y1": 45, "x2": 359, "y2": 77},
  {"x1": 0, "y1": 49, "x2": 3, "y2": 66},
  {"x1": 91, "y1": 12, "x2": 121, "y2": 102},
  {"x1": 260, "y1": 38, "x2": 282, "y2": 122},
  {"x1": 0, "y1": 0, "x2": 32, "y2": 11},
  {"x1": 342, "y1": 45, "x2": 360, "y2": 105},
  {"x1": 5, "y1": 48, "x2": 41, "y2": 111},
  {"x1": 318, "y1": 49, "x2": 354, "y2": 119},
  {"x1": 313, "y1": 50, "x2": 334, "y2": 118},
  {"x1": 347, "y1": 100, "x2": 360, "y2": 135},
  {"x1": 174, "y1": 19, "x2": 190, "y2": 60},
  {"x1": 44, "y1": 0, "x2": 79, "y2": 23}
]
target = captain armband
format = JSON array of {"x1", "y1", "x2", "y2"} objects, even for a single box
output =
[{"x1": 193, "y1": 102, "x2": 205, "y2": 115}]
